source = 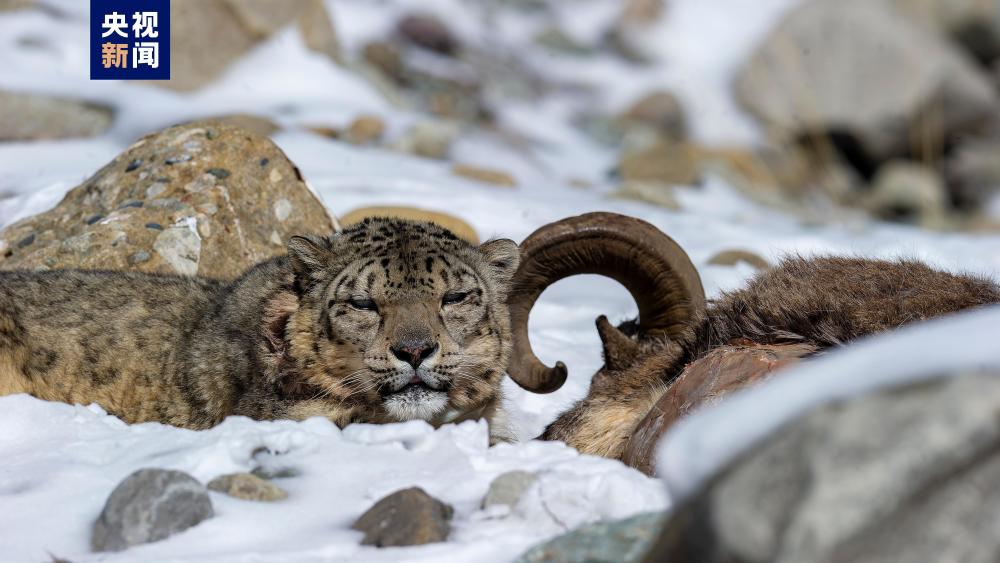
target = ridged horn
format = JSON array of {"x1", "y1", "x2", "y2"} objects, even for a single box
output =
[{"x1": 507, "y1": 212, "x2": 706, "y2": 393}]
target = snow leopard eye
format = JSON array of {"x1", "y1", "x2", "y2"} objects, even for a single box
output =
[
  {"x1": 348, "y1": 297, "x2": 379, "y2": 312},
  {"x1": 442, "y1": 291, "x2": 469, "y2": 307}
]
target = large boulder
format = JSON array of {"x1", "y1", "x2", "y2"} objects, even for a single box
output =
[
  {"x1": 0, "y1": 91, "x2": 113, "y2": 141},
  {"x1": 646, "y1": 372, "x2": 1000, "y2": 563},
  {"x1": 0, "y1": 121, "x2": 335, "y2": 278},
  {"x1": 735, "y1": 0, "x2": 998, "y2": 162}
]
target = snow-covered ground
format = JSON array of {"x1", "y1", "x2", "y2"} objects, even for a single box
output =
[{"x1": 2, "y1": 0, "x2": 1000, "y2": 561}]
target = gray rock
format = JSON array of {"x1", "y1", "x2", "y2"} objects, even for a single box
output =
[
  {"x1": 515, "y1": 512, "x2": 665, "y2": 563},
  {"x1": 482, "y1": 470, "x2": 538, "y2": 509},
  {"x1": 647, "y1": 372, "x2": 1000, "y2": 563},
  {"x1": 867, "y1": 160, "x2": 949, "y2": 225},
  {"x1": 397, "y1": 13, "x2": 458, "y2": 55},
  {"x1": 0, "y1": 91, "x2": 112, "y2": 141},
  {"x1": 617, "y1": 90, "x2": 687, "y2": 141},
  {"x1": 735, "y1": 0, "x2": 998, "y2": 162},
  {"x1": 891, "y1": 0, "x2": 1000, "y2": 63},
  {"x1": 390, "y1": 120, "x2": 460, "y2": 159},
  {"x1": 945, "y1": 136, "x2": 1000, "y2": 209},
  {"x1": 352, "y1": 487, "x2": 453, "y2": 547},
  {"x1": 92, "y1": 468, "x2": 214, "y2": 552}
]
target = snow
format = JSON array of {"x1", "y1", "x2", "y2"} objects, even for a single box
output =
[
  {"x1": 0, "y1": 0, "x2": 999, "y2": 561},
  {"x1": 0, "y1": 396, "x2": 664, "y2": 562},
  {"x1": 657, "y1": 305, "x2": 1000, "y2": 500}
]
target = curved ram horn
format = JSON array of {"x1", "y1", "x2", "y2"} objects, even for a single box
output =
[{"x1": 507, "y1": 212, "x2": 706, "y2": 393}]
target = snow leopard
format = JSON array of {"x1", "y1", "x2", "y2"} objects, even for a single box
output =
[{"x1": 0, "y1": 218, "x2": 520, "y2": 443}]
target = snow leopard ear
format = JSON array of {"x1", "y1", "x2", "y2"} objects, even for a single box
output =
[
  {"x1": 287, "y1": 234, "x2": 334, "y2": 288},
  {"x1": 478, "y1": 238, "x2": 520, "y2": 293}
]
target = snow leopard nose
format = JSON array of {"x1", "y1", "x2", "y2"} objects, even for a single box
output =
[{"x1": 391, "y1": 340, "x2": 439, "y2": 369}]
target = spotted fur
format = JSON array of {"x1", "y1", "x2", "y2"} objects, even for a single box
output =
[{"x1": 0, "y1": 218, "x2": 520, "y2": 443}]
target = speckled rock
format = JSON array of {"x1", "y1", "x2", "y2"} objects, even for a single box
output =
[
  {"x1": 352, "y1": 487, "x2": 453, "y2": 547},
  {"x1": 207, "y1": 472, "x2": 288, "y2": 502},
  {"x1": 339, "y1": 206, "x2": 479, "y2": 243},
  {"x1": 0, "y1": 91, "x2": 113, "y2": 141},
  {"x1": 92, "y1": 469, "x2": 213, "y2": 552},
  {"x1": 482, "y1": 470, "x2": 537, "y2": 509},
  {"x1": 0, "y1": 121, "x2": 335, "y2": 278},
  {"x1": 514, "y1": 512, "x2": 666, "y2": 563}
]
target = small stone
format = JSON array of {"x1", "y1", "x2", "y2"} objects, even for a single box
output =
[
  {"x1": 535, "y1": 27, "x2": 594, "y2": 56},
  {"x1": 483, "y1": 471, "x2": 537, "y2": 509},
  {"x1": 391, "y1": 120, "x2": 459, "y2": 159},
  {"x1": 352, "y1": 487, "x2": 453, "y2": 547},
  {"x1": 363, "y1": 41, "x2": 405, "y2": 82},
  {"x1": 118, "y1": 200, "x2": 143, "y2": 209},
  {"x1": 145, "y1": 223, "x2": 163, "y2": 230},
  {"x1": 514, "y1": 512, "x2": 665, "y2": 563},
  {"x1": 397, "y1": 14, "x2": 457, "y2": 55},
  {"x1": 618, "y1": 141, "x2": 699, "y2": 185},
  {"x1": 867, "y1": 161, "x2": 949, "y2": 225},
  {"x1": 91, "y1": 468, "x2": 213, "y2": 552},
  {"x1": 610, "y1": 181, "x2": 681, "y2": 210},
  {"x1": 618, "y1": 90, "x2": 686, "y2": 141},
  {"x1": 707, "y1": 250, "x2": 770, "y2": 270},
  {"x1": 207, "y1": 472, "x2": 288, "y2": 502},
  {"x1": 86, "y1": 215, "x2": 104, "y2": 225},
  {"x1": 184, "y1": 173, "x2": 218, "y2": 194},
  {"x1": 146, "y1": 183, "x2": 167, "y2": 198},
  {"x1": 153, "y1": 221, "x2": 202, "y2": 276},
  {"x1": 125, "y1": 159, "x2": 142, "y2": 173},
  {"x1": 17, "y1": 233, "x2": 35, "y2": 248},
  {"x1": 165, "y1": 154, "x2": 193, "y2": 165},
  {"x1": 206, "y1": 168, "x2": 231, "y2": 180},
  {"x1": 452, "y1": 164, "x2": 517, "y2": 188},
  {"x1": 344, "y1": 115, "x2": 386, "y2": 145},
  {"x1": 128, "y1": 250, "x2": 151, "y2": 265}
]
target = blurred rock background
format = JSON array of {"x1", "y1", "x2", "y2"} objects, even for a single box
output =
[{"x1": 3, "y1": 0, "x2": 1000, "y2": 233}]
